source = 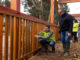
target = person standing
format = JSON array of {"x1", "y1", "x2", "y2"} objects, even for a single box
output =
[
  {"x1": 72, "y1": 20, "x2": 78, "y2": 43},
  {"x1": 58, "y1": 8, "x2": 74, "y2": 56}
]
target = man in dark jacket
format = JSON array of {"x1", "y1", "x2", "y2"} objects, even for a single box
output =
[{"x1": 58, "y1": 8, "x2": 74, "y2": 56}]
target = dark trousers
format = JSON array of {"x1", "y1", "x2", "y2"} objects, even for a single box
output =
[
  {"x1": 61, "y1": 31, "x2": 71, "y2": 46},
  {"x1": 61, "y1": 31, "x2": 71, "y2": 52},
  {"x1": 72, "y1": 32, "x2": 78, "y2": 42},
  {"x1": 39, "y1": 39, "x2": 55, "y2": 51}
]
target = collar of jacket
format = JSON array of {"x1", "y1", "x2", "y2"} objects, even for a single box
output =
[{"x1": 61, "y1": 12, "x2": 67, "y2": 17}]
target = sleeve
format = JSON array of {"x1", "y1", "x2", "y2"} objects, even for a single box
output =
[
  {"x1": 38, "y1": 30, "x2": 45, "y2": 39},
  {"x1": 68, "y1": 15, "x2": 74, "y2": 33},
  {"x1": 38, "y1": 30, "x2": 44, "y2": 35},
  {"x1": 44, "y1": 30, "x2": 53, "y2": 39}
]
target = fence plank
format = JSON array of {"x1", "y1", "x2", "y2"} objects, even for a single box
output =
[
  {"x1": 32, "y1": 22, "x2": 35, "y2": 53},
  {"x1": 4, "y1": 15, "x2": 9, "y2": 60},
  {"x1": 26, "y1": 21, "x2": 28, "y2": 53},
  {"x1": 22, "y1": 20, "x2": 24, "y2": 56},
  {"x1": 10, "y1": 16, "x2": 13, "y2": 60},
  {"x1": 0, "y1": 15, "x2": 3, "y2": 60},
  {"x1": 13, "y1": 17, "x2": 17, "y2": 60},
  {"x1": 18, "y1": 18, "x2": 21, "y2": 58},
  {"x1": 27, "y1": 21, "x2": 30, "y2": 52},
  {"x1": 16, "y1": 18, "x2": 19, "y2": 58}
]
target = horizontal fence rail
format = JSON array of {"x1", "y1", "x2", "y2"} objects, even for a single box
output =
[{"x1": 0, "y1": 6, "x2": 60, "y2": 60}]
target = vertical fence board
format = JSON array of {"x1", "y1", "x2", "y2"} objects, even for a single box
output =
[
  {"x1": 0, "y1": 15, "x2": 3, "y2": 60},
  {"x1": 27, "y1": 21, "x2": 30, "y2": 52},
  {"x1": 32, "y1": 22, "x2": 35, "y2": 53},
  {"x1": 16, "y1": 18, "x2": 19, "y2": 58},
  {"x1": 18, "y1": 19, "x2": 21, "y2": 58},
  {"x1": 13, "y1": 17, "x2": 17, "y2": 60},
  {"x1": 22, "y1": 20, "x2": 24, "y2": 56},
  {"x1": 4, "y1": 15, "x2": 9, "y2": 60},
  {"x1": 26, "y1": 21, "x2": 28, "y2": 53},
  {"x1": 36, "y1": 23, "x2": 40, "y2": 48},
  {"x1": 10, "y1": 16, "x2": 13, "y2": 60},
  {"x1": 24, "y1": 20, "x2": 27, "y2": 54},
  {"x1": 30, "y1": 21, "x2": 32, "y2": 52}
]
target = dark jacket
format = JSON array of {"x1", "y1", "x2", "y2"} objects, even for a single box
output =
[{"x1": 59, "y1": 12, "x2": 74, "y2": 33}]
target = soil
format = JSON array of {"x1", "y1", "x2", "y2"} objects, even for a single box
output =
[{"x1": 28, "y1": 39, "x2": 80, "y2": 60}]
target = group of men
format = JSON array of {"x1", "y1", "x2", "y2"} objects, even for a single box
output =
[{"x1": 35, "y1": 8, "x2": 79, "y2": 56}]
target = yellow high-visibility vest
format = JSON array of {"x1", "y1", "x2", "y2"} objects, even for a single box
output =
[{"x1": 73, "y1": 23, "x2": 78, "y2": 32}]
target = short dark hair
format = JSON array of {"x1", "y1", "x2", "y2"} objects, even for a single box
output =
[
  {"x1": 74, "y1": 19, "x2": 78, "y2": 23},
  {"x1": 46, "y1": 24, "x2": 50, "y2": 28},
  {"x1": 60, "y1": 8, "x2": 66, "y2": 12}
]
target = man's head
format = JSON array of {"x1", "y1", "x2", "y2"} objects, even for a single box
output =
[
  {"x1": 73, "y1": 19, "x2": 78, "y2": 23},
  {"x1": 44, "y1": 24, "x2": 50, "y2": 32},
  {"x1": 58, "y1": 8, "x2": 66, "y2": 16}
]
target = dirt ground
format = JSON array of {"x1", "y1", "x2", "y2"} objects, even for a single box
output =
[{"x1": 28, "y1": 39, "x2": 80, "y2": 60}]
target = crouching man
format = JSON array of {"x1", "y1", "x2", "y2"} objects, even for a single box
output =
[{"x1": 35, "y1": 24, "x2": 56, "y2": 53}]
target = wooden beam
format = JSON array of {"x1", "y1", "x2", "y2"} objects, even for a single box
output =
[
  {"x1": 50, "y1": 0, "x2": 54, "y2": 24},
  {"x1": 58, "y1": 0, "x2": 80, "y2": 4},
  {"x1": 72, "y1": 14, "x2": 80, "y2": 17},
  {"x1": 11, "y1": 0, "x2": 20, "y2": 12},
  {"x1": 55, "y1": 0, "x2": 59, "y2": 10}
]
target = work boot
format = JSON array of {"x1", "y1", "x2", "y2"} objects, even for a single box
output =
[
  {"x1": 66, "y1": 46, "x2": 70, "y2": 52},
  {"x1": 62, "y1": 43, "x2": 66, "y2": 53},
  {"x1": 64, "y1": 46, "x2": 70, "y2": 56},
  {"x1": 64, "y1": 52, "x2": 69, "y2": 57},
  {"x1": 52, "y1": 47, "x2": 55, "y2": 53},
  {"x1": 74, "y1": 39, "x2": 78, "y2": 43}
]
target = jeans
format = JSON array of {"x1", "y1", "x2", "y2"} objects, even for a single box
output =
[
  {"x1": 39, "y1": 39, "x2": 55, "y2": 51},
  {"x1": 61, "y1": 31, "x2": 71, "y2": 46}
]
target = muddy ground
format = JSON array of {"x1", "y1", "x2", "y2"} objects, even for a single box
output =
[{"x1": 28, "y1": 39, "x2": 80, "y2": 60}]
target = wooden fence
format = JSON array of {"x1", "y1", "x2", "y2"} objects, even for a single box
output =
[{"x1": 0, "y1": 6, "x2": 60, "y2": 60}]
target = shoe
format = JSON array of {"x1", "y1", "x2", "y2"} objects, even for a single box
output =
[
  {"x1": 62, "y1": 44, "x2": 66, "y2": 54},
  {"x1": 52, "y1": 47, "x2": 55, "y2": 53},
  {"x1": 52, "y1": 50, "x2": 55, "y2": 53},
  {"x1": 74, "y1": 40, "x2": 78, "y2": 43},
  {"x1": 61, "y1": 50, "x2": 66, "y2": 54},
  {"x1": 64, "y1": 52, "x2": 69, "y2": 57}
]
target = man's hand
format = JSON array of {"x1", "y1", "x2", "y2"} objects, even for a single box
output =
[
  {"x1": 35, "y1": 35, "x2": 39, "y2": 39},
  {"x1": 68, "y1": 33, "x2": 71, "y2": 37}
]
